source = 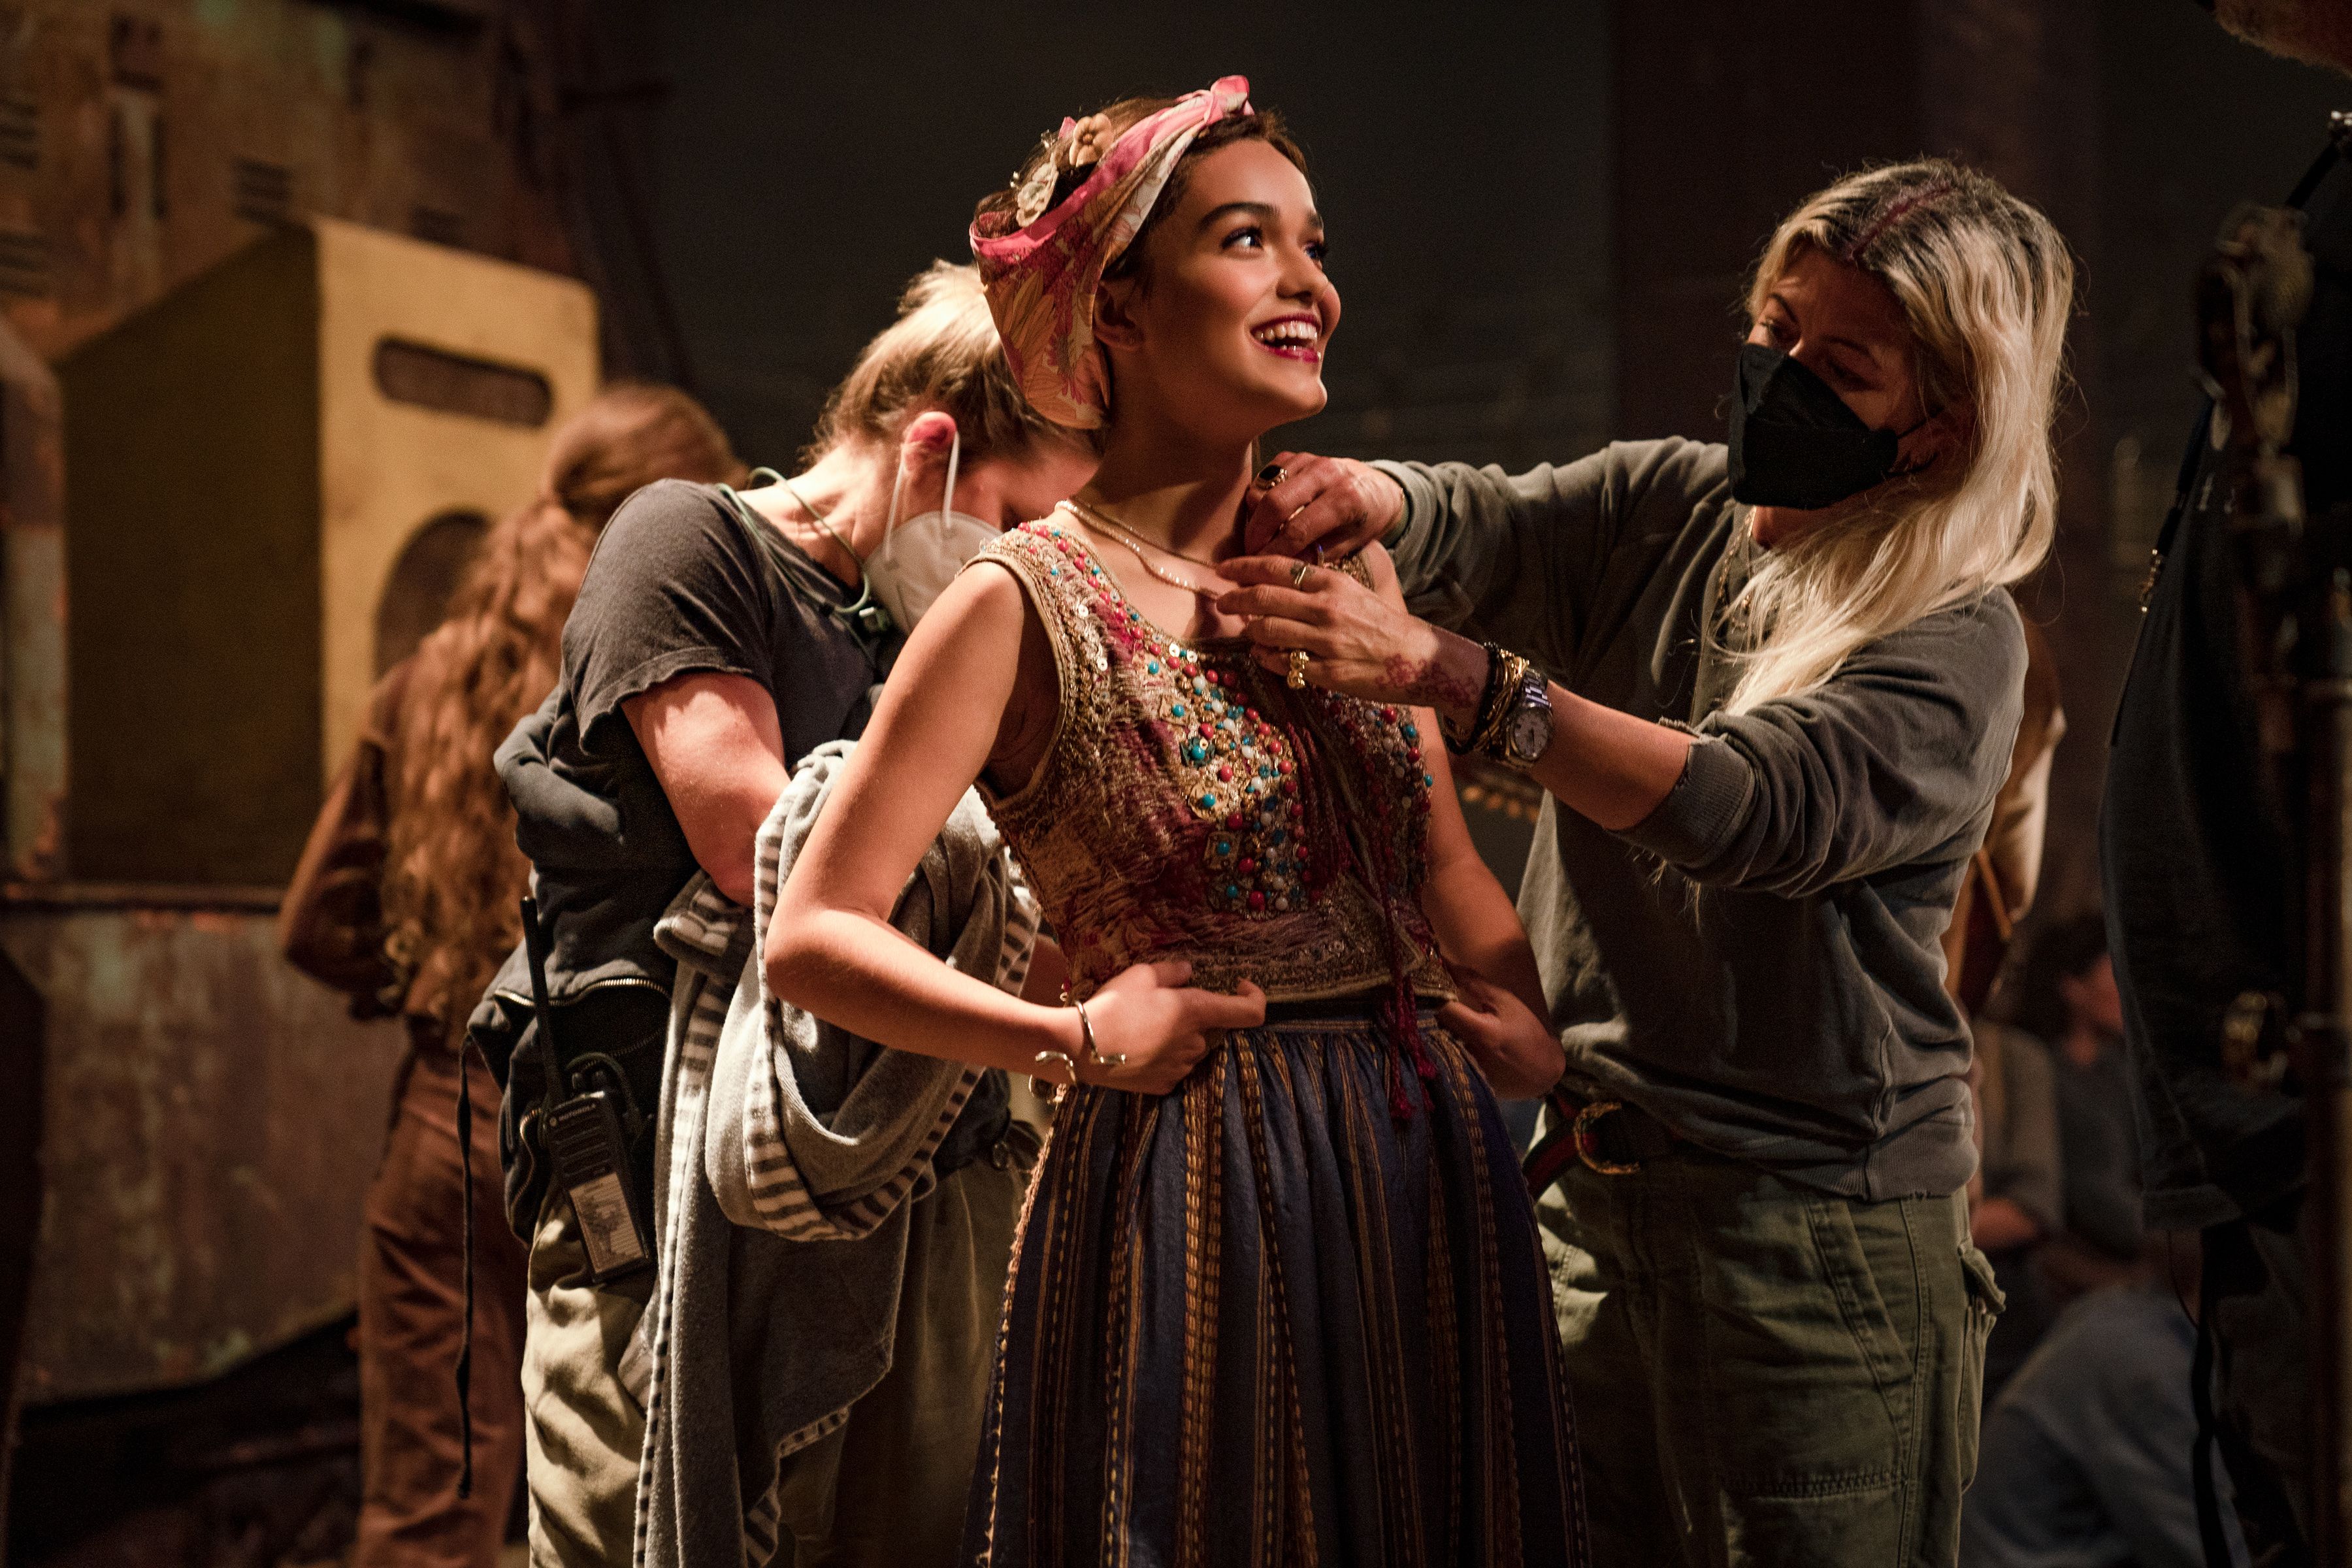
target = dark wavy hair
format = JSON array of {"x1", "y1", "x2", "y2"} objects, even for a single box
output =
[{"x1": 381, "y1": 384, "x2": 741, "y2": 1040}]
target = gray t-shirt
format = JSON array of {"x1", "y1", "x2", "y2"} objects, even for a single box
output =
[
  {"x1": 498, "y1": 478, "x2": 896, "y2": 997},
  {"x1": 1382, "y1": 438, "x2": 2025, "y2": 1198}
]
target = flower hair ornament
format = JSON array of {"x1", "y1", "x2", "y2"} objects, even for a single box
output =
[
  {"x1": 973, "y1": 75, "x2": 1254, "y2": 429},
  {"x1": 1010, "y1": 112, "x2": 1122, "y2": 227}
]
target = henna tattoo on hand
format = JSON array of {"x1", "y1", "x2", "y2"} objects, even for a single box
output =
[{"x1": 1382, "y1": 652, "x2": 1482, "y2": 715}]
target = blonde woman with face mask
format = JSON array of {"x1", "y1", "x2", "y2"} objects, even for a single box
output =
[{"x1": 1224, "y1": 160, "x2": 2074, "y2": 1565}]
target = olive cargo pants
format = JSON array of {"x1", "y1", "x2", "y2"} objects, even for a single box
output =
[
  {"x1": 1539, "y1": 1138, "x2": 2001, "y2": 1567},
  {"x1": 520, "y1": 1147, "x2": 1030, "y2": 1567}
]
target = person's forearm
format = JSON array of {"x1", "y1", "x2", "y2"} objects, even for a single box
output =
[
  {"x1": 1408, "y1": 623, "x2": 1691, "y2": 834},
  {"x1": 1420, "y1": 850, "x2": 1548, "y2": 1021},
  {"x1": 693, "y1": 791, "x2": 787, "y2": 907},
  {"x1": 1531, "y1": 687, "x2": 1691, "y2": 832},
  {"x1": 768, "y1": 907, "x2": 1082, "y2": 1073}
]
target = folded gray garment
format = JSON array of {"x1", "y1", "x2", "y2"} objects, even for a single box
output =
[
  {"x1": 717, "y1": 739, "x2": 1032, "y2": 1236},
  {"x1": 636, "y1": 739, "x2": 1036, "y2": 1568}
]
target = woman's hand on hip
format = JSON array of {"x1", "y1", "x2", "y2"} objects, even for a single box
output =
[
  {"x1": 1074, "y1": 960, "x2": 1267, "y2": 1096},
  {"x1": 1217, "y1": 554, "x2": 1488, "y2": 729},
  {"x1": 1241, "y1": 452, "x2": 1405, "y2": 558},
  {"x1": 1439, "y1": 968, "x2": 1567, "y2": 1101}
]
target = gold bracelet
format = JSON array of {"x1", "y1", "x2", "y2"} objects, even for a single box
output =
[
  {"x1": 1073, "y1": 998, "x2": 1127, "y2": 1070},
  {"x1": 1469, "y1": 650, "x2": 1527, "y2": 759},
  {"x1": 1030, "y1": 1049, "x2": 1079, "y2": 1107}
]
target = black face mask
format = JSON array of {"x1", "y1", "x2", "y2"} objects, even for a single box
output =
[{"x1": 1726, "y1": 342, "x2": 1921, "y2": 510}]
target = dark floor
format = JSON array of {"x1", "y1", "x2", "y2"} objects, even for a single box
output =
[{"x1": 9, "y1": 1318, "x2": 365, "y2": 1568}]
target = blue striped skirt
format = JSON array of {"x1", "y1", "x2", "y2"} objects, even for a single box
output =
[{"x1": 962, "y1": 1005, "x2": 1588, "y2": 1566}]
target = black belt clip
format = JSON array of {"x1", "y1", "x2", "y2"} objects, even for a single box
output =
[{"x1": 521, "y1": 896, "x2": 653, "y2": 1287}]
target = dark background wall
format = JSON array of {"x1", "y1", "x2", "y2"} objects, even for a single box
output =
[
  {"x1": 593, "y1": 0, "x2": 1614, "y2": 472},
  {"x1": 576, "y1": 0, "x2": 2346, "y2": 918}
]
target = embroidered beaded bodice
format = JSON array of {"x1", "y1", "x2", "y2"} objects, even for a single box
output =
[{"x1": 973, "y1": 514, "x2": 1452, "y2": 1004}]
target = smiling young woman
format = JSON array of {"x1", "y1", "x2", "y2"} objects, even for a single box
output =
[{"x1": 764, "y1": 78, "x2": 1586, "y2": 1565}]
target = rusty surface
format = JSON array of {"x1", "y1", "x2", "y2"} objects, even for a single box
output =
[
  {"x1": 0, "y1": 304, "x2": 63, "y2": 886},
  {"x1": 1, "y1": 902, "x2": 403, "y2": 1404},
  {"x1": 0, "y1": 0, "x2": 576, "y2": 366}
]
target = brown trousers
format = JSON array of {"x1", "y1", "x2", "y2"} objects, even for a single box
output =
[{"x1": 354, "y1": 1044, "x2": 531, "y2": 1568}]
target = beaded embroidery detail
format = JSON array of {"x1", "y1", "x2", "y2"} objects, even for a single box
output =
[{"x1": 973, "y1": 520, "x2": 1449, "y2": 1007}]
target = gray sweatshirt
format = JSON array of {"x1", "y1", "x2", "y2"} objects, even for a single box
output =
[{"x1": 1382, "y1": 438, "x2": 2025, "y2": 1199}]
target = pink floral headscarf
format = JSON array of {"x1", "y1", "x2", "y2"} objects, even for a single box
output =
[{"x1": 971, "y1": 75, "x2": 1254, "y2": 430}]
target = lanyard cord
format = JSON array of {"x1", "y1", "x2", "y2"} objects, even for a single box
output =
[{"x1": 738, "y1": 467, "x2": 894, "y2": 640}]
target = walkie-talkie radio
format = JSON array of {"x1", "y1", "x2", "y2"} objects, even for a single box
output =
[{"x1": 521, "y1": 896, "x2": 652, "y2": 1284}]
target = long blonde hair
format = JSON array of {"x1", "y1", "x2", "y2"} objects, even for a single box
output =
[
  {"x1": 1722, "y1": 159, "x2": 2074, "y2": 715},
  {"x1": 382, "y1": 384, "x2": 741, "y2": 1039}
]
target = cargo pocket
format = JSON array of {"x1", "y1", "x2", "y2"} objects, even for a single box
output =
[{"x1": 1956, "y1": 1242, "x2": 2007, "y2": 1486}]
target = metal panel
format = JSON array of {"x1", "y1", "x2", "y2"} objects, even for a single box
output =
[
  {"x1": 2, "y1": 898, "x2": 403, "y2": 1403},
  {"x1": 0, "y1": 308, "x2": 63, "y2": 884}
]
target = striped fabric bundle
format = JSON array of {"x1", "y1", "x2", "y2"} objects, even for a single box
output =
[
  {"x1": 651, "y1": 743, "x2": 1037, "y2": 1246},
  {"x1": 634, "y1": 740, "x2": 1038, "y2": 1568}
]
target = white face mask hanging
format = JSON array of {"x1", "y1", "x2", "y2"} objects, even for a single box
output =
[{"x1": 860, "y1": 427, "x2": 999, "y2": 634}]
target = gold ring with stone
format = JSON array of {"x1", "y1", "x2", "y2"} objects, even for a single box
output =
[
  {"x1": 1286, "y1": 647, "x2": 1311, "y2": 689},
  {"x1": 1290, "y1": 560, "x2": 1314, "y2": 589}
]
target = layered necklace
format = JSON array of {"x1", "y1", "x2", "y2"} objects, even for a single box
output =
[{"x1": 1062, "y1": 496, "x2": 1230, "y2": 595}]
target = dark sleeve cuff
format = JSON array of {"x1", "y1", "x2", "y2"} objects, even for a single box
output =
[
  {"x1": 577, "y1": 645, "x2": 759, "y2": 755},
  {"x1": 1614, "y1": 732, "x2": 1752, "y2": 868}
]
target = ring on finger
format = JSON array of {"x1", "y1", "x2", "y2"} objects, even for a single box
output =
[
  {"x1": 1256, "y1": 462, "x2": 1289, "y2": 488},
  {"x1": 1286, "y1": 647, "x2": 1311, "y2": 689},
  {"x1": 1289, "y1": 559, "x2": 1315, "y2": 589}
]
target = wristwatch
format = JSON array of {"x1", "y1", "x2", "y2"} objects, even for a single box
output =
[{"x1": 1485, "y1": 656, "x2": 1554, "y2": 771}]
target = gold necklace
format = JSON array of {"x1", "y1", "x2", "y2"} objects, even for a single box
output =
[{"x1": 1063, "y1": 498, "x2": 1226, "y2": 594}]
